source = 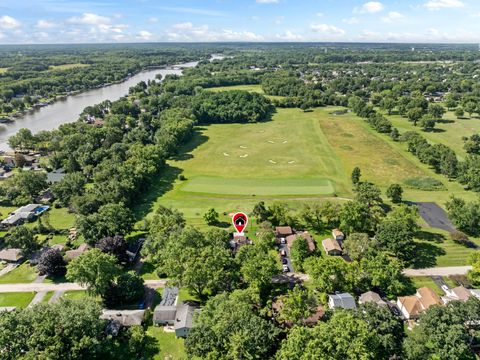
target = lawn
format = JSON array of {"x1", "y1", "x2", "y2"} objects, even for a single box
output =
[
  {"x1": 146, "y1": 326, "x2": 186, "y2": 360},
  {"x1": 62, "y1": 290, "x2": 91, "y2": 300},
  {"x1": 0, "y1": 292, "x2": 35, "y2": 308},
  {"x1": 47, "y1": 207, "x2": 76, "y2": 229},
  {"x1": 409, "y1": 276, "x2": 443, "y2": 296},
  {"x1": 386, "y1": 110, "x2": 480, "y2": 160},
  {"x1": 208, "y1": 84, "x2": 285, "y2": 100},
  {"x1": 40, "y1": 291, "x2": 55, "y2": 304},
  {"x1": 0, "y1": 263, "x2": 37, "y2": 284}
]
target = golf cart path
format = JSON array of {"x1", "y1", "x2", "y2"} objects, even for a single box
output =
[{"x1": 0, "y1": 279, "x2": 167, "y2": 293}]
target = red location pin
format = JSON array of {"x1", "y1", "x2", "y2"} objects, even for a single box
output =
[{"x1": 232, "y1": 212, "x2": 248, "y2": 234}]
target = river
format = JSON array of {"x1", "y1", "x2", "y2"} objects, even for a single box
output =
[{"x1": 0, "y1": 55, "x2": 223, "y2": 150}]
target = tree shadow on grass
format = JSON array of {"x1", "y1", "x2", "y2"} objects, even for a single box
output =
[
  {"x1": 424, "y1": 128, "x2": 446, "y2": 133},
  {"x1": 133, "y1": 129, "x2": 210, "y2": 221},
  {"x1": 416, "y1": 230, "x2": 445, "y2": 244},
  {"x1": 133, "y1": 164, "x2": 182, "y2": 221},
  {"x1": 170, "y1": 128, "x2": 209, "y2": 162},
  {"x1": 436, "y1": 119, "x2": 455, "y2": 124},
  {"x1": 410, "y1": 241, "x2": 446, "y2": 269}
]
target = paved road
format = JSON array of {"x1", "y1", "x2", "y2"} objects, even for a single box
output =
[
  {"x1": 414, "y1": 202, "x2": 456, "y2": 232},
  {"x1": 0, "y1": 279, "x2": 167, "y2": 293},
  {"x1": 403, "y1": 266, "x2": 472, "y2": 277}
]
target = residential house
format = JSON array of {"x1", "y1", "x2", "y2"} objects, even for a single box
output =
[
  {"x1": 322, "y1": 238, "x2": 343, "y2": 256},
  {"x1": 230, "y1": 234, "x2": 252, "y2": 253},
  {"x1": 174, "y1": 304, "x2": 197, "y2": 338},
  {"x1": 65, "y1": 243, "x2": 89, "y2": 260},
  {"x1": 442, "y1": 286, "x2": 473, "y2": 304},
  {"x1": 1, "y1": 204, "x2": 48, "y2": 227},
  {"x1": 46, "y1": 168, "x2": 66, "y2": 184},
  {"x1": 331, "y1": 229, "x2": 345, "y2": 243},
  {"x1": 359, "y1": 291, "x2": 387, "y2": 307},
  {"x1": 328, "y1": 293, "x2": 356, "y2": 310},
  {"x1": 0, "y1": 248, "x2": 23, "y2": 262},
  {"x1": 100, "y1": 309, "x2": 145, "y2": 326},
  {"x1": 396, "y1": 287, "x2": 442, "y2": 320},
  {"x1": 286, "y1": 232, "x2": 316, "y2": 253},
  {"x1": 275, "y1": 226, "x2": 293, "y2": 243},
  {"x1": 153, "y1": 287, "x2": 179, "y2": 326}
]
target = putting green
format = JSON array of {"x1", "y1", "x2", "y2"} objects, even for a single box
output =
[{"x1": 180, "y1": 176, "x2": 335, "y2": 196}]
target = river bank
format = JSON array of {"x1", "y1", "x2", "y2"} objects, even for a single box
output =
[{"x1": 0, "y1": 55, "x2": 223, "y2": 150}]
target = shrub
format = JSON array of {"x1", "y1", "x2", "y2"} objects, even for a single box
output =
[
  {"x1": 403, "y1": 177, "x2": 445, "y2": 191},
  {"x1": 450, "y1": 231, "x2": 476, "y2": 248}
]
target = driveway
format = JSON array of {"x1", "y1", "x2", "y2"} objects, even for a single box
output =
[
  {"x1": 279, "y1": 242, "x2": 294, "y2": 273},
  {"x1": 414, "y1": 202, "x2": 455, "y2": 232},
  {"x1": 403, "y1": 266, "x2": 472, "y2": 277}
]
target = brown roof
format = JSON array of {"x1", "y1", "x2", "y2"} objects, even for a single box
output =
[
  {"x1": 451, "y1": 286, "x2": 471, "y2": 301},
  {"x1": 332, "y1": 229, "x2": 344, "y2": 237},
  {"x1": 286, "y1": 232, "x2": 316, "y2": 252},
  {"x1": 322, "y1": 238, "x2": 342, "y2": 254},
  {"x1": 0, "y1": 248, "x2": 23, "y2": 262},
  {"x1": 417, "y1": 287, "x2": 442, "y2": 309},
  {"x1": 65, "y1": 243, "x2": 89, "y2": 260},
  {"x1": 275, "y1": 226, "x2": 293, "y2": 237},
  {"x1": 397, "y1": 296, "x2": 423, "y2": 318}
]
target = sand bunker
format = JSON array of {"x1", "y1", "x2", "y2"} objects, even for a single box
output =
[
  {"x1": 268, "y1": 140, "x2": 275, "y2": 144},
  {"x1": 288, "y1": 160, "x2": 296, "y2": 164},
  {"x1": 283, "y1": 140, "x2": 288, "y2": 144},
  {"x1": 240, "y1": 146, "x2": 247, "y2": 149},
  {"x1": 240, "y1": 154, "x2": 249, "y2": 158},
  {"x1": 269, "y1": 160, "x2": 277, "y2": 164},
  {"x1": 223, "y1": 152, "x2": 230, "y2": 157}
]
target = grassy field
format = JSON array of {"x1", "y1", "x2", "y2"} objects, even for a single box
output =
[
  {"x1": 0, "y1": 292, "x2": 34, "y2": 308},
  {"x1": 146, "y1": 326, "x2": 186, "y2": 360},
  {"x1": 0, "y1": 263, "x2": 37, "y2": 284},
  {"x1": 409, "y1": 276, "x2": 443, "y2": 295},
  {"x1": 387, "y1": 110, "x2": 480, "y2": 160},
  {"x1": 208, "y1": 84, "x2": 284, "y2": 100},
  {"x1": 0, "y1": 68, "x2": 8, "y2": 74},
  {"x1": 49, "y1": 63, "x2": 90, "y2": 71}
]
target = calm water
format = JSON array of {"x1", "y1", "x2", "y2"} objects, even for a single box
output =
[{"x1": 0, "y1": 56, "x2": 224, "y2": 150}]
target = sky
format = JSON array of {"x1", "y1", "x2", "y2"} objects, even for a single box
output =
[{"x1": 0, "y1": 0, "x2": 479, "y2": 44}]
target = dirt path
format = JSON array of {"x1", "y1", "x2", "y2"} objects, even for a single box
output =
[{"x1": 403, "y1": 266, "x2": 472, "y2": 277}]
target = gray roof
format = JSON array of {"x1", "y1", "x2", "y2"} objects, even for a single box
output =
[
  {"x1": 1, "y1": 204, "x2": 41, "y2": 225},
  {"x1": 174, "y1": 304, "x2": 196, "y2": 330},
  {"x1": 359, "y1": 291, "x2": 387, "y2": 306},
  {"x1": 160, "y1": 287, "x2": 179, "y2": 306},
  {"x1": 329, "y1": 293, "x2": 357, "y2": 309},
  {"x1": 153, "y1": 305, "x2": 177, "y2": 324},
  {"x1": 0, "y1": 248, "x2": 23, "y2": 262},
  {"x1": 100, "y1": 310, "x2": 145, "y2": 326},
  {"x1": 46, "y1": 172, "x2": 66, "y2": 183}
]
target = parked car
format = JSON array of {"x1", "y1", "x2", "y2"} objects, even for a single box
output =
[
  {"x1": 279, "y1": 249, "x2": 286, "y2": 257},
  {"x1": 281, "y1": 257, "x2": 288, "y2": 264},
  {"x1": 282, "y1": 264, "x2": 289, "y2": 273},
  {"x1": 280, "y1": 237, "x2": 286, "y2": 244}
]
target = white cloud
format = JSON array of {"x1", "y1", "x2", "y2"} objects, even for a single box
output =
[
  {"x1": 275, "y1": 30, "x2": 304, "y2": 41},
  {"x1": 381, "y1": 11, "x2": 404, "y2": 23},
  {"x1": 360, "y1": 2, "x2": 384, "y2": 13},
  {"x1": 0, "y1": 15, "x2": 21, "y2": 30},
  {"x1": 167, "y1": 22, "x2": 263, "y2": 41},
  {"x1": 256, "y1": 0, "x2": 279, "y2": 3},
  {"x1": 148, "y1": 17, "x2": 159, "y2": 23},
  {"x1": 316, "y1": 12, "x2": 324, "y2": 17},
  {"x1": 343, "y1": 17, "x2": 359, "y2": 24},
  {"x1": 275, "y1": 16, "x2": 285, "y2": 24},
  {"x1": 36, "y1": 20, "x2": 56, "y2": 29},
  {"x1": 310, "y1": 23, "x2": 345, "y2": 36},
  {"x1": 137, "y1": 30, "x2": 153, "y2": 40},
  {"x1": 67, "y1": 13, "x2": 111, "y2": 25},
  {"x1": 424, "y1": 0, "x2": 464, "y2": 10}
]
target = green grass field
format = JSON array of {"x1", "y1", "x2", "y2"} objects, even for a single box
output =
[
  {"x1": 0, "y1": 68, "x2": 8, "y2": 74},
  {"x1": 0, "y1": 263, "x2": 37, "y2": 284},
  {"x1": 49, "y1": 63, "x2": 90, "y2": 71},
  {"x1": 146, "y1": 326, "x2": 186, "y2": 359},
  {"x1": 387, "y1": 110, "x2": 480, "y2": 160},
  {"x1": 0, "y1": 292, "x2": 34, "y2": 308},
  {"x1": 208, "y1": 84, "x2": 284, "y2": 100}
]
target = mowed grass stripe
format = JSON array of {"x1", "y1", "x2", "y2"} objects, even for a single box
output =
[{"x1": 181, "y1": 176, "x2": 335, "y2": 195}]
